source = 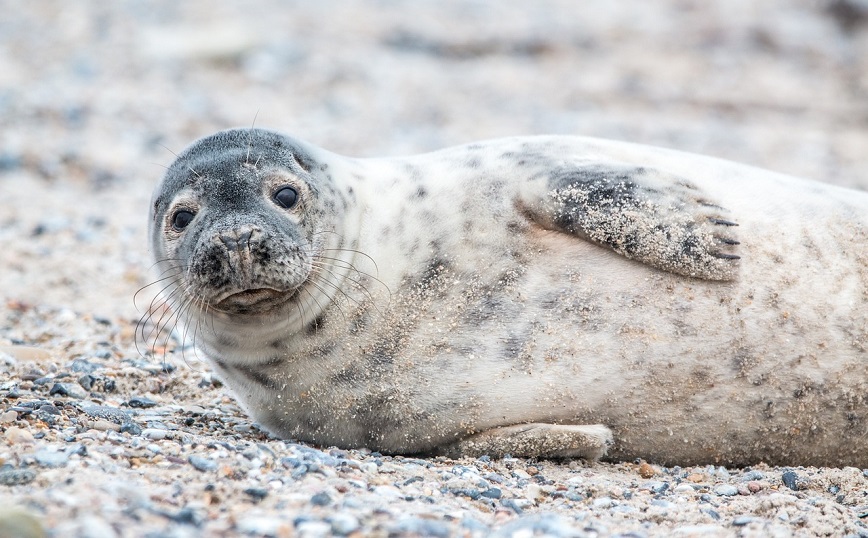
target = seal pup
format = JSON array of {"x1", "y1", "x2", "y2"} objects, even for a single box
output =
[{"x1": 148, "y1": 128, "x2": 868, "y2": 466}]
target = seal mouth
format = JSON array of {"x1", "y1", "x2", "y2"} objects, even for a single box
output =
[{"x1": 214, "y1": 287, "x2": 295, "y2": 313}]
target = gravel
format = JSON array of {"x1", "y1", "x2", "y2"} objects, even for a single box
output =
[{"x1": 2, "y1": 1, "x2": 868, "y2": 536}]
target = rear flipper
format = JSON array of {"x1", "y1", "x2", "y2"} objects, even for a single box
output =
[{"x1": 438, "y1": 423, "x2": 614, "y2": 460}]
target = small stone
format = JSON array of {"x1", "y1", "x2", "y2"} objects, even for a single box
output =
[
  {"x1": 0, "y1": 410, "x2": 17, "y2": 423},
  {"x1": 120, "y1": 422, "x2": 142, "y2": 435},
  {"x1": 0, "y1": 507, "x2": 46, "y2": 538},
  {"x1": 236, "y1": 516, "x2": 289, "y2": 535},
  {"x1": 329, "y1": 513, "x2": 360, "y2": 535},
  {"x1": 741, "y1": 470, "x2": 765, "y2": 481},
  {"x1": 49, "y1": 382, "x2": 86, "y2": 399},
  {"x1": 69, "y1": 360, "x2": 102, "y2": 373},
  {"x1": 732, "y1": 516, "x2": 755, "y2": 526},
  {"x1": 0, "y1": 346, "x2": 51, "y2": 362},
  {"x1": 686, "y1": 473, "x2": 706, "y2": 483},
  {"x1": 244, "y1": 487, "x2": 268, "y2": 501},
  {"x1": 674, "y1": 484, "x2": 695, "y2": 494},
  {"x1": 593, "y1": 497, "x2": 614, "y2": 508},
  {"x1": 310, "y1": 492, "x2": 332, "y2": 506},
  {"x1": 77, "y1": 374, "x2": 96, "y2": 390},
  {"x1": 781, "y1": 470, "x2": 801, "y2": 491},
  {"x1": 0, "y1": 469, "x2": 36, "y2": 486},
  {"x1": 391, "y1": 516, "x2": 451, "y2": 538},
  {"x1": 747, "y1": 481, "x2": 762, "y2": 493},
  {"x1": 714, "y1": 485, "x2": 739, "y2": 497},
  {"x1": 4, "y1": 426, "x2": 35, "y2": 445},
  {"x1": 34, "y1": 449, "x2": 69, "y2": 468},
  {"x1": 189, "y1": 455, "x2": 217, "y2": 472},
  {"x1": 638, "y1": 461, "x2": 656, "y2": 478},
  {"x1": 481, "y1": 487, "x2": 502, "y2": 499},
  {"x1": 296, "y1": 520, "x2": 332, "y2": 536},
  {"x1": 141, "y1": 428, "x2": 168, "y2": 440},
  {"x1": 126, "y1": 396, "x2": 157, "y2": 408}
]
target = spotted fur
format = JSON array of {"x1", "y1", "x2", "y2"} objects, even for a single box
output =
[{"x1": 149, "y1": 128, "x2": 868, "y2": 466}]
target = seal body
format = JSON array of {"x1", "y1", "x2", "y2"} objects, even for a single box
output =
[{"x1": 149, "y1": 128, "x2": 868, "y2": 466}]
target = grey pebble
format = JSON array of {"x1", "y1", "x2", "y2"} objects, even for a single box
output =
[
  {"x1": 34, "y1": 448, "x2": 69, "y2": 468},
  {"x1": 781, "y1": 470, "x2": 801, "y2": 491},
  {"x1": 82, "y1": 405, "x2": 130, "y2": 423},
  {"x1": 391, "y1": 516, "x2": 451, "y2": 538},
  {"x1": 126, "y1": 396, "x2": 157, "y2": 408},
  {"x1": 481, "y1": 487, "x2": 502, "y2": 499},
  {"x1": 243, "y1": 487, "x2": 268, "y2": 501},
  {"x1": 491, "y1": 514, "x2": 579, "y2": 538},
  {"x1": 732, "y1": 516, "x2": 756, "y2": 526},
  {"x1": 188, "y1": 455, "x2": 217, "y2": 472},
  {"x1": 310, "y1": 492, "x2": 332, "y2": 506},
  {"x1": 702, "y1": 508, "x2": 721, "y2": 520},
  {"x1": 0, "y1": 469, "x2": 36, "y2": 486},
  {"x1": 647, "y1": 481, "x2": 670, "y2": 494},
  {"x1": 501, "y1": 498, "x2": 524, "y2": 515},
  {"x1": 328, "y1": 513, "x2": 360, "y2": 535},
  {"x1": 141, "y1": 428, "x2": 168, "y2": 440},
  {"x1": 69, "y1": 359, "x2": 102, "y2": 373},
  {"x1": 714, "y1": 485, "x2": 739, "y2": 497},
  {"x1": 120, "y1": 422, "x2": 142, "y2": 435},
  {"x1": 49, "y1": 382, "x2": 87, "y2": 399},
  {"x1": 741, "y1": 470, "x2": 765, "y2": 481}
]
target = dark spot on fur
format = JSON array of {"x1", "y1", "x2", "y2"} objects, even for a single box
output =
[
  {"x1": 465, "y1": 157, "x2": 481, "y2": 168},
  {"x1": 232, "y1": 364, "x2": 278, "y2": 390},
  {"x1": 414, "y1": 186, "x2": 428, "y2": 199},
  {"x1": 306, "y1": 314, "x2": 327, "y2": 335}
]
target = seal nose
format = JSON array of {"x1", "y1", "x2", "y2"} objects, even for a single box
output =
[{"x1": 219, "y1": 229, "x2": 254, "y2": 252}]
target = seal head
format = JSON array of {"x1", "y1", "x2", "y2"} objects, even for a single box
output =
[{"x1": 149, "y1": 128, "x2": 341, "y2": 320}]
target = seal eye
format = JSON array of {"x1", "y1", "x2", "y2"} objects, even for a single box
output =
[
  {"x1": 273, "y1": 186, "x2": 299, "y2": 209},
  {"x1": 172, "y1": 210, "x2": 195, "y2": 231}
]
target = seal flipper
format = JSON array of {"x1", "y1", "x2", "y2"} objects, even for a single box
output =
[
  {"x1": 438, "y1": 423, "x2": 614, "y2": 460},
  {"x1": 518, "y1": 163, "x2": 741, "y2": 281}
]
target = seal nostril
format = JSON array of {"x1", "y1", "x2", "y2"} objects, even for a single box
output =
[{"x1": 219, "y1": 229, "x2": 255, "y2": 251}]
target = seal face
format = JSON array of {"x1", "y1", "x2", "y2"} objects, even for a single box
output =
[{"x1": 148, "y1": 128, "x2": 868, "y2": 467}]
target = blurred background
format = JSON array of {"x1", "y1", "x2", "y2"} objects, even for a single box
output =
[{"x1": 1, "y1": 0, "x2": 867, "y2": 319}]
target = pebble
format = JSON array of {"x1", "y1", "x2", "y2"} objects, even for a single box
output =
[
  {"x1": 188, "y1": 455, "x2": 217, "y2": 472},
  {"x1": 391, "y1": 516, "x2": 451, "y2": 538},
  {"x1": 120, "y1": 422, "x2": 142, "y2": 435},
  {"x1": 0, "y1": 469, "x2": 37, "y2": 486},
  {"x1": 0, "y1": 346, "x2": 51, "y2": 362},
  {"x1": 49, "y1": 382, "x2": 87, "y2": 399},
  {"x1": 141, "y1": 428, "x2": 168, "y2": 440},
  {"x1": 732, "y1": 516, "x2": 756, "y2": 526},
  {"x1": 328, "y1": 513, "x2": 360, "y2": 535},
  {"x1": 296, "y1": 519, "x2": 332, "y2": 537},
  {"x1": 236, "y1": 515, "x2": 289, "y2": 535},
  {"x1": 4, "y1": 426, "x2": 36, "y2": 445},
  {"x1": 674, "y1": 484, "x2": 695, "y2": 494},
  {"x1": 34, "y1": 448, "x2": 70, "y2": 468},
  {"x1": 0, "y1": 410, "x2": 17, "y2": 423},
  {"x1": 593, "y1": 497, "x2": 614, "y2": 508},
  {"x1": 0, "y1": 507, "x2": 46, "y2": 538},
  {"x1": 481, "y1": 487, "x2": 502, "y2": 499},
  {"x1": 714, "y1": 485, "x2": 739, "y2": 497},
  {"x1": 244, "y1": 487, "x2": 268, "y2": 501},
  {"x1": 126, "y1": 396, "x2": 158, "y2": 408},
  {"x1": 781, "y1": 470, "x2": 801, "y2": 491},
  {"x1": 310, "y1": 492, "x2": 332, "y2": 506}
]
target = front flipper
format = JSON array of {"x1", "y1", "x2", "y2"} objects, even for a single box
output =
[
  {"x1": 438, "y1": 423, "x2": 614, "y2": 460},
  {"x1": 518, "y1": 164, "x2": 741, "y2": 281}
]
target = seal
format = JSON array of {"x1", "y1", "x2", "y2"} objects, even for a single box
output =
[{"x1": 148, "y1": 128, "x2": 868, "y2": 466}]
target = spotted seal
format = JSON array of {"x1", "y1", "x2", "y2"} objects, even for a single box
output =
[{"x1": 148, "y1": 128, "x2": 868, "y2": 466}]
